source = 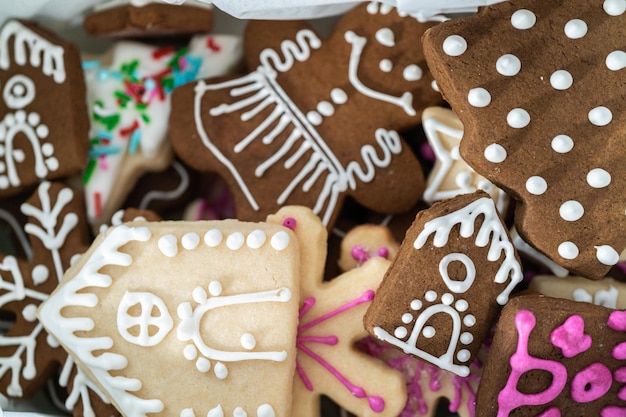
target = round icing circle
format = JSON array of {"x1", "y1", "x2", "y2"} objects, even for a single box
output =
[
  {"x1": 467, "y1": 87, "x2": 491, "y2": 107},
  {"x1": 559, "y1": 200, "x2": 584, "y2": 221},
  {"x1": 603, "y1": 0, "x2": 626, "y2": 16},
  {"x1": 443, "y1": 35, "x2": 467, "y2": 56},
  {"x1": 422, "y1": 326, "x2": 436, "y2": 338},
  {"x1": 204, "y1": 228, "x2": 223, "y2": 247},
  {"x1": 526, "y1": 176, "x2": 547, "y2": 195},
  {"x1": 464, "y1": 314, "x2": 476, "y2": 327},
  {"x1": 246, "y1": 230, "x2": 267, "y2": 249},
  {"x1": 484, "y1": 143, "x2": 507, "y2": 163},
  {"x1": 507, "y1": 108, "x2": 531, "y2": 128},
  {"x1": 496, "y1": 54, "x2": 521, "y2": 76},
  {"x1": 425, "y1": 290, "x2": 437, "y2": 302},
  {"x1": 226, "y1": 232, "x2": 245, "y2": 250},
  {"x1": 158, "y1": 234, "x2": 178, "y2": 257},
  {"x1": 551, "y1": 135, "x2": 574, "y2": 153},
  {"x1": 317, "y1": 101, "x2": 334, "y2": 116},
  {"x1": 558, "y1": 241, "x2": 579, "y2": 259},
  {"x1": 564, "y1": 19, "x2": 588, "y2": 39},
  {"x1": 375, "y1": 28, "x2": 395, "y2": 47},
  {"x1": 403, "y1": 64, "x2": 423, "y2": 81},
  {"x1": 379, "y1": 59, "x2": 393, "y2": 72},
  {"x1": 587, "y1": 168, "x2": 611, "y2": 188},
  {"x1": 511, "y1": 9, "x2": 536, "y2": 29},
  {"x1": 588, "y1": 106, "x2": 613, "y2": 126},
  {"x1": 550, "y1": 70, "x2": 573, "y2": 90},
  {"x1": 606, "y1": 50, "x2": 626, "y2": 71},
  {"x1": 306, "y1": 111, "x2": 322, "y2": 126},
  {"x1": 401, "y1": 313, "x2": 413, "y2": 324},
  {"x1": 330, "y1": 88, "x2": 347, "y2": 104},
  {"x1": 410, "y1": 299, "x2": 422, "y2": 310},
  {"x1": 394, "y1": 326, "x2": 408, "y2": 338},
  {"x1": 181, "y1": 232, "x2": 200, "y2": 250},
  {"x1": 596, "y1": 245, "x2": 619, "y2": 266},
  {"x1": 270, "y1": 231, "x2": 290, "y2": 250}
]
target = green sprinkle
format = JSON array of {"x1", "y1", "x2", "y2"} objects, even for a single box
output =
[{"x1": 82, "y1": 158, "x2": 97, "y2": 184}]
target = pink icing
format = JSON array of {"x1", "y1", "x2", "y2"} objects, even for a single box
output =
[
  {"x1": 297, "y1": 290, "x2": 384, "y2": 412},
  {"x1": 537, "y1": 406, "x2": 560, "y2": 417},
  {"x1": 497, "y1": 310, "x2": 568, "y2": 417},
  {"x1": 282, "y1": 217, "x2": 297, "y2": 230},
  {"x1": 550, "y1": 315, "x2": 592, "y2": 358},
  {"x1": 602, "y1": 406, "x2": 626, "y2": 416},
  {"x1": 351, "y1": 245, "x2": 390, "y2": 266},
  {"x1": 570, "y1": 363, "x2": 612, "y2": 403}
]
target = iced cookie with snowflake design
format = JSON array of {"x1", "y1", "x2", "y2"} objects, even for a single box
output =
[
  {"x1": 266, "y1": 206, "x2": 406, "y2": 417},
  {"x1": 82, "y1": 34, "x2": 242, "y2": 228},
  {"x1": 529, "y1": 275, "x2": 626, "y2": 309},
  {"x1": 423, "y1": 0, "x2": 626, "y2": 279},
  {"x1": 170, "y1": 2, "x2": 442, "y2": 228},
  {"x1": 84, "y1": 0, "x2": 214, "y2": 38},
  {"x1": 0, "y1": 20, "x2": 89, "y2": 198},
  {"x1": 337, "y1": 224, "x2": 399, "y2": 272},
  {"x1": 0, "y1": 181, "x2": 122, "y2": 417},
  {"x1": 422, "y1": 107, "x2": 508, "y2": 214},
  {"x1": 364, "y1": 191, "x2": 523, "y2": 377},
  {"x1": 38, "y1": 218, "x2": 301, "y2": 417},
  {"x1": 477, "y1": 295, "x2": 626, "y2": 416}
]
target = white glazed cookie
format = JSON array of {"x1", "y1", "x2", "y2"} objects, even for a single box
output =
[
  {"x1": 529, "y1": 275, "x2": 626, "y2": 309},
  {"x1": 38, "y1": 219, "x2": 301, "y2": 417}
]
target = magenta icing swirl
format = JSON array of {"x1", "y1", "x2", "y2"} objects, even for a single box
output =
[
  {"x1": 549, "y1": 315, "x2": 592, "y2": 358},
  {"x1": 296, "y1": 290, "x2": 384, "y2": 412},
  {"x1": 570, "y1": 363, "x2": 612, "y2": 402}
]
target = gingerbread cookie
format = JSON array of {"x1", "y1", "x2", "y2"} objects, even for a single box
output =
[
  {"x1": 0, "y1": 181, "x2": 120, "y2": 417},
  {"x1": 0, "y1": 20, "x2": 88, "y2": 198},
  {"x1": 422, "y1": 107, "x2": 508, "y2": 214},
  {"x1": 364, "y1": 191, "x2": 523, "y2": 377},
  {"x1": 82, "y1": 34, "x2": 242, "y2": 228},
  {"x1": 423, "y1": 0, "x2": 626, "y2": 279},
  {"x1": 84, "y1": 0, "x2": 214, "y2": 38},
  {"x1": 477, "y1": 295, "x2": 626, "y2": 416},
  {"x1": 266, "y1": 206, "x2": 406, "y2": 417},
  {"x1": 529, "y1": 274, "x2": 626, "y2": 309},
  {"x1": 39, "y1": 218, "x2": 301, "y2": 417},
  {"x1": 170, "y1": 2, "x2": 443, "y2": 227}
]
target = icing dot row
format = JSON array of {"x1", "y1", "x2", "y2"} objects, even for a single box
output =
[{"x1": 157, "y1": 229, "x2": 291, "y2": 257}]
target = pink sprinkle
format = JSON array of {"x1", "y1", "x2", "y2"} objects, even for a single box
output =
[
  {"x1": 377, "y1": 246, "x2": 389, "y2": 259},
  {"x1": 282, "y1": 217, "x2": 297, "y2": 230}
]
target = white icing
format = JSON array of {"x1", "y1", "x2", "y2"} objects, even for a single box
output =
[
  {"x1": 441, "y1": 293, "x2": 454, "y2": 305},
  {"x1": 457, "y1": 349, "x2": 470, "y2": 362},
  {"x1": 573, "y1": 286, "x2": 618, "y2": 308},
  {"x1": 316, "y1": 101, "x2": 334, "y2": 116},
  {"x1": 496, "y1": 54, "x2": 521, "y2": 76},
  {"x1": 507, "y1": 108, "x2": 530, "y2": 128},
  {"x1": 559, "y1": 200, "x2": 584, "y2": 222},
  {"x1": 526, "y1": 176, "x2": 547, "y2": 195},
  {"x1": 484, "y1": 143, "x2": 507, "y2": 163},
  {"x1": 158, "y1": 234, "x2": 178, "y2": 257},
  {"x1": 259, "y1": 29, "x2": 321, "y2": 76},
  {"x1": 550, "y1": 70, "x2": 573, "y2": 90},
  {"x1": 241, "y1": 333, "x2": 256, "y2": 350},
  {"x1": 181, "y1": 232, "x2": 200, "y2": 250},
  {"x1": 22, "y1": 304, "x2": 37, "y2": 322},
  {"x1": 306, "y1": 111, "x2": 322, "y2": 125},
  {"x1": 604, "y1": 0, "x2": 626, "y2": 15},
  {"x1": 226, "y1": 232, "x2": 245, "y2": 250},
  {"x1": 403, "y1": 64, "x2": 423, "y2": 81},
  {"x1": 32, "y1": 264, "x2": 49, "y2": 285},
  {"x1": 422, "y1": 326, "x2": 435, "y2": 338},
  {"x1": 401, "y1": 313, "x2": 413, "y2": 324},
  {"x1": 196, "y1": 358, "x2": 211, "y2": 373},
  {"x1": 246, "y1": 230, "x2": 266, "y2": 249},
  {"x1": 425, "y1": 290, "x2": 437, "y2": 302},
  {"x1": 214, "y1": 362, "x2": 228, "y2": 379},
  {"x1": 595, "y1": 245, "x2": 619, "y2": 266},
  {"x1": 511, "y1": 9, "x2": 536, "y2": 30},
  {"x1": 442, "y1": 35, "x2": 467, "y2": 57},
  {"x1": 587, "y1": 168, "x2": 611, "y2": 188},
  {"x1": 510, "y1": 227, "x2": 569, "y2": 278},
  {"x1": 606, "y1": 50, "x2": 626, "y2": 71},
  {"x1": 463, "y1": 315, "x2": 476, "y2": 327},
  {"x1": 438, "y1": 253, "x2": 476, "y2": 293},
  {"x1": 551, "y1": 135, "x2": 574, "y2": 153},
  {"x1": 3, "y1": 74, "x2": 35, "y2": 109},
  {"x1": 204, "y1": 229, "x2": 223, "y2": 247},
  {"x1": 257, "y1": 404, "x2": 276, "y2": 417},
  {"x1": 564, "y1": 19, "x2": 588, "y2": 39},
  {"x1": 460, "y1": 332, "x2": 473, "y2": 345},
  {"x1": 588, "y1": 106, "x2": 613, "y2": 126},
  {"x1": 558, "y1": 241, "x2": 579, "y2": 259},
  {"x1": 208, "y1": 281, "x2": 222, "y2": 296},
  {"x1": 270, "y1": 231, "x2": 290, "y2": 251},
  {"x1": 379, "y1": 59, "x2": 393, "y2": 72},
  {"x1": 394, "y1": 327, "x2": 408, "y2": 338},
  {"x1": 410, "y1": 300, "x2": 422, "y2": 310},
  {"x1": 467, "y1": 87, "x2": 491, "y2": 107},
  {"x1": 117, "y1": 291, "x2": 173, "y2": 347},
  {"x1": 330, "y1": 88, "x2": 347, "y2": 104},
  {"x1": 139, "y1": 161, "x2": 190, "y2": 210},
  {"x1": 375, "y1": 28, "x2": 395, "y2": 47},
  {"x1": 184, "y1": 344, "x2": 197, "y2": 360},
  {"x1": 455, "y1": 300, "x2": 468, "y2": 312}
]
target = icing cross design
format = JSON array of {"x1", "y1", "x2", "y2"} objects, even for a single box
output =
[{"x1": 171, "y1": 2, "x2": 441, "y2": 227}]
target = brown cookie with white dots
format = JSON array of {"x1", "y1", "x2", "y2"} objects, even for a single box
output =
[{"x1": 423, "y1": 0, "x2": 626, "y2": 279}]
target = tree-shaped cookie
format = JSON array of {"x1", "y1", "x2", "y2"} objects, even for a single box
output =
[
  {"x1": 423, "y1": 0, "x2": 626, "y2": 279},
  {"x1": 170, "y1": 2, "x2": 442, "y2": 227},
  {"x1": 267, "y1": 206, "x2": 406, "y2": 417},
  {"x1": 0, "y1": 20, "x2": 88, "y2": 198},
  {"x1": 0, "y1": 181, "x2": 120, "y2": 417}
]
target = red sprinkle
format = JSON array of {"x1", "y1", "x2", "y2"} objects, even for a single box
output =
[
  {"x1": 206, "y1": 37, "x2": 222, "y2": 52},
  {"x1": 119, "y1": 120, "x2": 139, "y2": 137},
  {"x1": 152, "y1": 46, "x2": 175, "y2": 60},
  {"x1": 282, "y1": 217, "x2": 297, "y2": 230},
  {"x1": 94, "y1": 192, "x2": 102, "y2": 218}
]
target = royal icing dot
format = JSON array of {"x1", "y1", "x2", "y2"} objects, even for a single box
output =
[
  {"x1": 431, "y1": 80, "x2": 440, "y2": 92},
  {"x1": 603, "y1": 0, "x2": 626, "y2": 16},
  {"x1": 395, "y1": 326, "x2": 408, "y2": 338},
  {"x1": 558, "y1": 241, "x2": 579, "y2": 259},
  {"x1": 588, "y1": 106, "x2": 613, "y2": 126},
  {"x1": 511, "y1": 9, "x2": 536, "y2": 29},
  {"x1": 443, "y1": 35, "x2": 467, "y2": 56},
  {"x1": 196, "y1": 357, "x2": 211, "y2": 373},
  {"x1": 564, "y1": 19, "x2": 588, "y2": 39},
  {"x1": 241, "y1": 333, "x2": 256, "y2": 350},
  {"x1": 425, "y1": 290, "x2": 437, "y2": 302},
  {"x1": 270, "y1": 230, "x2": 290, "y2": 250},
  {"x1": 32, "y1": 264, "x2": 49, "y2": 285},
  {"x1": 410, "y1": 299, "x2": 422, "y2": 310},
  {"x1": 379, "y1": 59, "x2": 393, "y2": 72},
  {"x1": 183, "y1": 344, "x2": 197, "y2": 360},
  {"x1": 551, "y1": 135, "x2": 574, "y2": 153},
  {"x1": 375, "y1": 28, "x2": 395, "y2": 47},
  {"x1": 317, "y1": 101, "x2": 334, "y2": 116},
  {"x1": 560, "y1": 200, "x2": 584, "y2": 221},
  {"x1": 226, "y1": 232, "x2": 245, "y2": 250},
  {"x1": 460, "y1": 332, "x2": 474, "y2": 345},
  {"x1": 441, "y1": 293, "x2": 454, "y2": 305},
  {"x1": 464, "y1": 314, "x2": 476, "y2": 327},
  {"x1": 330, "y1": 88, "x2": 347, "y2": 104},
  {"x1": 181, "y1": 232, "x2": 200, "y2": 250},
  {"x1": 496, "y1": 54, "x2": 521, "y2": 76},
  {"x1": 606, "y1": 51, "x2": 626, "y2": 71},
  {"x1": 595, "y1": 245, "x2": 619, "y2": 265},
  {"x1": 208, "y1": 280, "x2": 222, "y2": 296},
  {"x1": 457, "y1": 349, "x2": 471, "y2": 362},
  {"x1": 484, "y1": 143, "x2": 507, "y2": 163},
  {"x1": 587, "y1": 168, "x2": 611, "y2": 188},
  {"x1": 158, "y1": 234, "x2": 178, "y2": 257},
  {"x1": 306, "y1": 111, "x2": 322, "y2": 126},
  {"x1": 507, "y1": 108, "x2": 530, "y2": 128},
  {"x1": 550, "y1": 70, "x2": 573, "y2": 90},
  {"x1": 204, "y1": 228, "x2": 223, "y2": 247},
  {"x1": 468, "y1": 87, "x2": 491, "y2": 107},
  {"x1": 214, "y1": 362, "x2": 228, "y2": 379},
  {"x1": 244, "y1": 229, "x2": 266, "y2": 249},
  {"x1": 455, "y1": 299, "x2": 468, "y2": 312},
  {"x1": 257, "y1": 405, "x2": 276, "y2": 417},
  {"x1": 526, "y1": 176, "x2": 548, "y2": 195},
  {"x1": 22, "y1": 304, "x2": 38, "y2": 322},
  {"x1": 403, "y1": 64, "x2": 423, "y2": 81},
  {"x1": 422, "y1": 326, "x2": 436, "y2": 338}
]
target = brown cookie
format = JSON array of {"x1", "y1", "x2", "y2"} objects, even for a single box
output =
[
  {"x1": 422, "y1": 0, "x2": 626, "y2": 279},
  {"x1": 170, "y1": 3, "x2": 443, "y2": 228},
  {"x1": 83, "y1": 1, "x2": 214, "y2": 38},
  {"x1": 364, "y1": 191, "x2": 523, "y2": 377},
  {"x1": 477, "y1": 295, "x2": 626, "y2": 416},
  {"x1": 0, "y1": 20, "x2": 88, "y2": 198}
]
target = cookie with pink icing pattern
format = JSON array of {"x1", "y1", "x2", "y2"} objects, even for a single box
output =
[
  {"x1": 423, "y1": 0, "x2": 626, "y2": 279},
  {"x1": 478, "y1": 295, "x2": 626, "y2": 416}
]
